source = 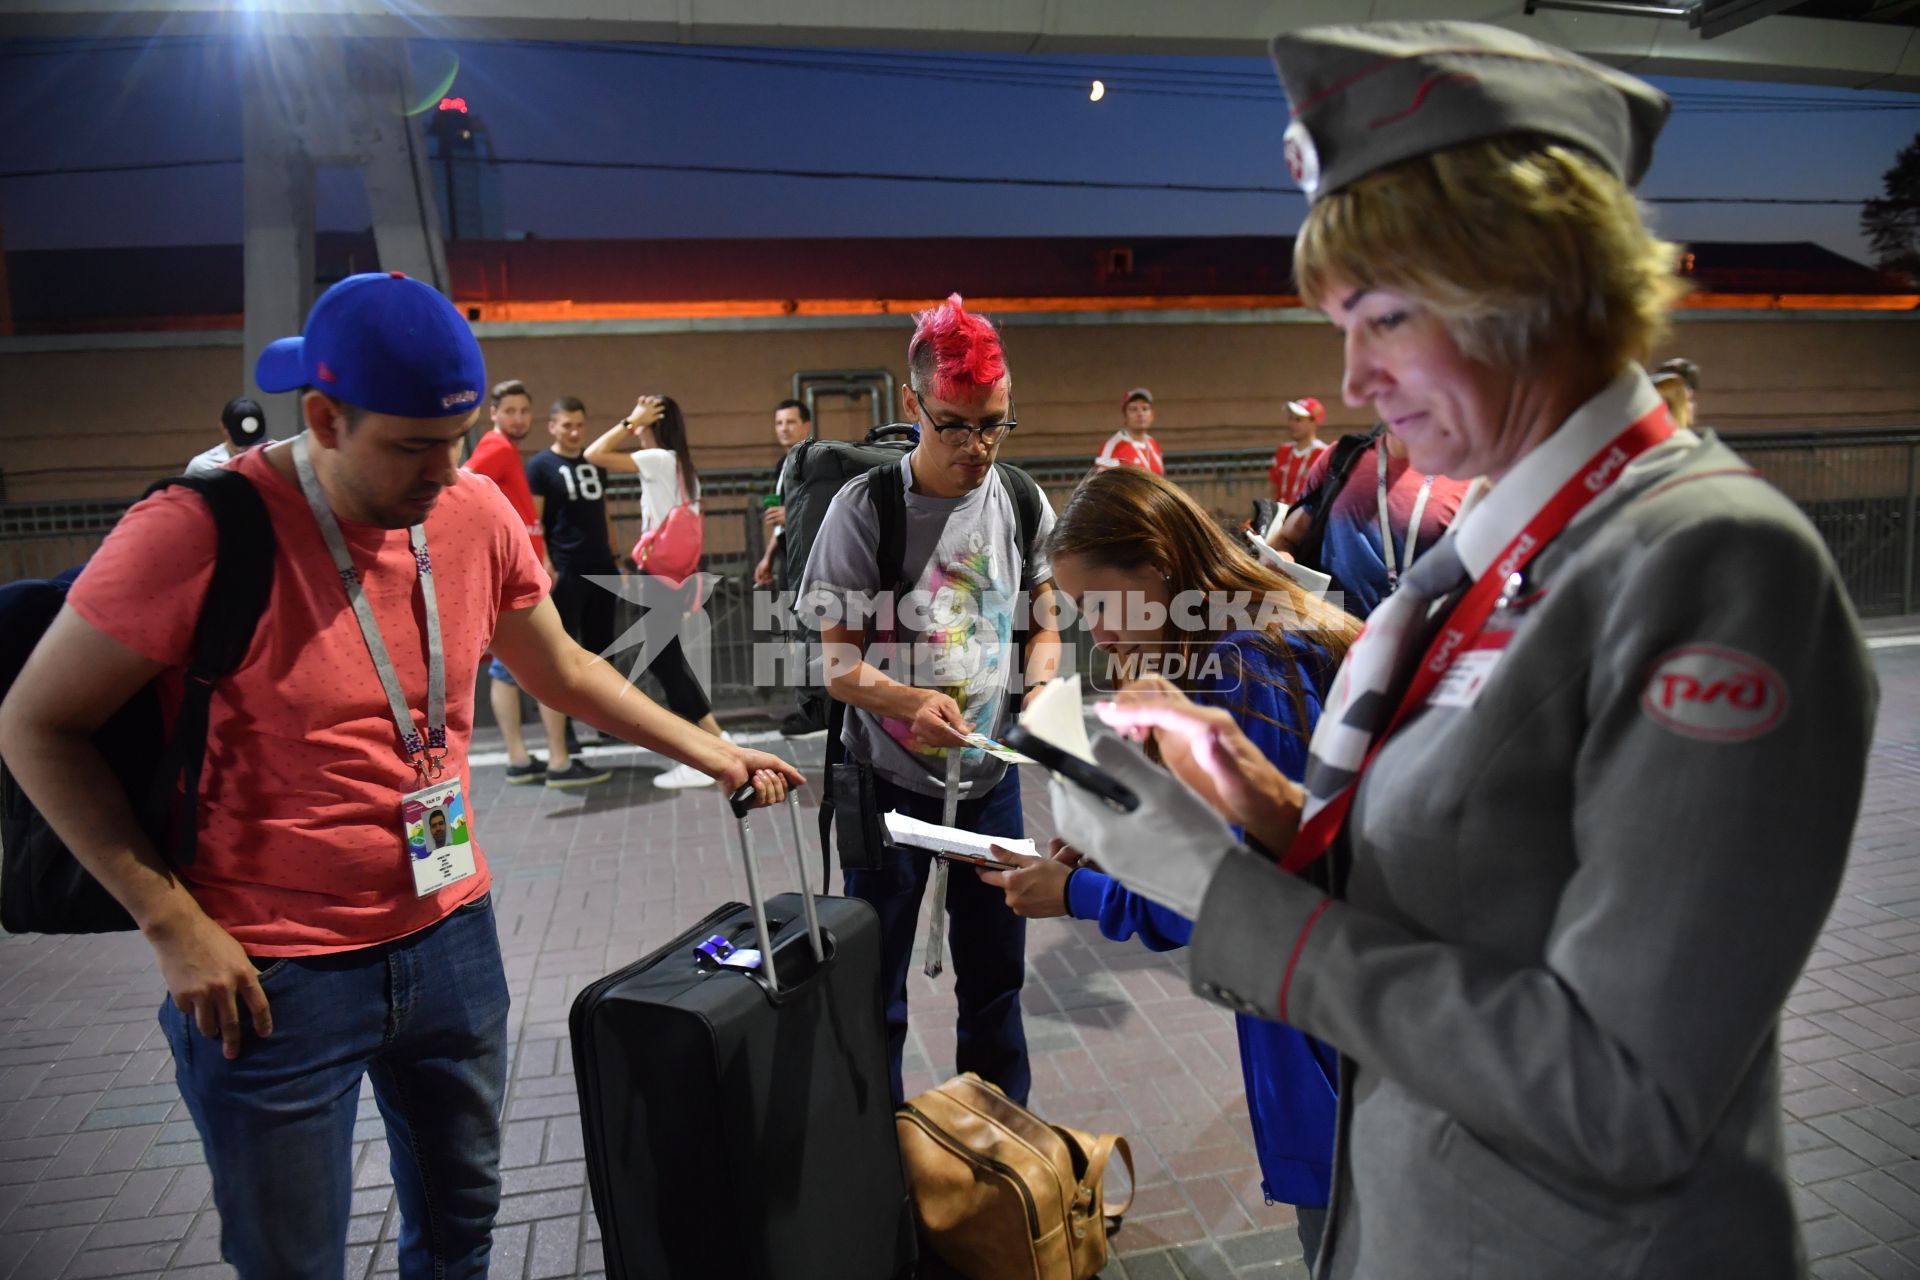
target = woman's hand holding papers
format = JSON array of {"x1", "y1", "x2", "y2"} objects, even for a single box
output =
[
  {"x1": 1099, "y1": 676, "x2": 1304, "y2": 856},
  {"x1": 978, "y1": 838, "x2": 1083, "y2": 918}
]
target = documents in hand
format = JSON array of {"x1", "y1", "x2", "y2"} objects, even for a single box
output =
[
  {"x1": 1261, "y1": 502, "x2": 1290, "y2": 543},
  {"x1": 883, "y1": 811, "x2": 1037, "y2": 863},
  {"x1": 1009, "y1": 674, "x2": 1144, "y2": 814},
  {"x1": 961, "y1": 733, "x2": 1034, "y2": 765},
  {"x1": 1244, "y1": 529, "x2": 1333, "y2": 597},
  {"x1": 1017, "y1": 674, "x2": 1096, "y2": 764}
]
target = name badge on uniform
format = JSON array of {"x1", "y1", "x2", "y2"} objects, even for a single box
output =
[
  {"x1": 1428, "y1": 633, "x2": 1511, "y2": 709},
  {"x1": 401, "y1": 778, "x2": 478, "y2": 898}
]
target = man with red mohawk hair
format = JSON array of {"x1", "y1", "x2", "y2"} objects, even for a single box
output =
[{"x1": 799, "y1": 294, "x2": 1060, "y2": 1105}]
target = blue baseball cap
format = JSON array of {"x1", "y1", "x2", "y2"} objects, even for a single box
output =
[{"x1": 254, "y1": 272, "x2": 485, "y2": 419}]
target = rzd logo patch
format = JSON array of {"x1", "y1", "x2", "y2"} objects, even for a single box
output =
[{"x1": 1640, "y1": 644, "x2": 1788, "y2": 742}]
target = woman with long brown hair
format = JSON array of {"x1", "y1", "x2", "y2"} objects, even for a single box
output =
[
  {"x1": 585, "y1": 395, "x2": 726, "y2": 788},
  {"x1": 982, "y1": 464, "x2": 1357, "y2": 1260}
]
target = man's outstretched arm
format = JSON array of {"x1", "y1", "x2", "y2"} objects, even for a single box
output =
[{"x1": 489, "y1": 597, "x2": 804, "y2": 801}]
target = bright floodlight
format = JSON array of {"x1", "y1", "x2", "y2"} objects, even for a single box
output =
[{"x1": 1090, "y1": 79, "x2": 1106, "y2": 102}]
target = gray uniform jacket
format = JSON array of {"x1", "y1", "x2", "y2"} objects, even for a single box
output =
[{"x1": 1191, "y1": 394, "x2": 1878, "y2": 1278}]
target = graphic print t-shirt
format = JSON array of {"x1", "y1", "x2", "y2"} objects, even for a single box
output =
[
  {"x1": 526, "y1": 450, "x2": 615, "y2": 573},
  {"x1": 799, "y1": 454, "x2": 1055, "y2": 799}
]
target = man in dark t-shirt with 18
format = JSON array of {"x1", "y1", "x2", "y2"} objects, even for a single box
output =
[{"x1": 525, "y1": 395, "x2": 632, "y2": 787}]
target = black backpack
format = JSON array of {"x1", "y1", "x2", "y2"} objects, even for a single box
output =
[
  {"x1": 1291, "y1": 425, "x2": 1384, "y2": 580},
  {"x1": 776, "y1": 423, "x2": 921, "y2": 589},
  {"x1": 810, "y1": 438, "x2": 1047, "y2": 886},
  {"x1": 0, "y1": 471, "x2": 275, "y2": 934}
]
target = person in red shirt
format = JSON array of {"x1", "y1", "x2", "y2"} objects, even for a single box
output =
[
  {"x1": 1270, "y1": 426, "x2": 1470, "y2": 619},
  {"x1": 463, "y1": 378, "x2": 568, "y2": 784},
  {"x1": 1093, "y1": 386, "x2": 1166, "y2": 475},
  {"x1": 465, "y1": 379, "x2": 545, "y2": 561},
  {"x1": 0, "y1": 272, "x2": 803, "y2": 1280},
  {"x1": 1269, "y1": 395, "x2": 1331, "y2": 504}
]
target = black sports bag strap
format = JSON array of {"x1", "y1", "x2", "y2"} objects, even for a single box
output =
[
  {"x1": 817, "y1": 694, "x2": 849, "y2": 894},
  {"x1": 144, "y1": 470, "x2": 276, "y2": 865}
]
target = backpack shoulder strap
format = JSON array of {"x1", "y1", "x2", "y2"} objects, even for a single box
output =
[
  {"x1": 1297, "y1": 426, "x2": 1382, "y2": 571},
  {"x1": 995, "y1": 463, "x2": 1045, "y2": 588},
  {"x1": 867, "y1": 459, "x2": 909, "y2": 596},
  {"x1": 143, "y1": 469, "x2": 276, "y2": 864},
  {"x1": 163, "y1": 471, "x2": 277, "y2": 677}
]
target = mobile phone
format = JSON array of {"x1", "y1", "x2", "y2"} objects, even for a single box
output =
[
  {"x1": 933, "y1": 849, "x2": 1021, "y2": 873},
  {"x1": 1001, "y1": 725, "x2": 1140, "y2": 814}
]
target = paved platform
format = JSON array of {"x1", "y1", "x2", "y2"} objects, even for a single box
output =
[{"x1": 3, "y1": 643, "x2": 1919, "y2": 1280}]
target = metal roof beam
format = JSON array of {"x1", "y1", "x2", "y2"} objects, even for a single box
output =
[{"x1": 0, "y1": 1, "x2": 1912, "y2": 91}]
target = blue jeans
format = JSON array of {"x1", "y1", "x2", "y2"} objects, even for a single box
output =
[
  {"x1": 159, "y1": 894, "x2": 510, "y2": 1280},
  {"x1": 843, "y1": 767, "x2": 1030, "y2": 1107}
]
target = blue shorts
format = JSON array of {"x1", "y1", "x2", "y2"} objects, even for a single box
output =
[{"x1": 487, "y1": 656, "x2": 516, "y2": 685}]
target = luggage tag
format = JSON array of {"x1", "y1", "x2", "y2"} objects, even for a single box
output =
[
  {"x1": 694, "y1": 934, "x2": 763, "y2": 971},
  {"x1": 400, "y1": 778, "x2": 478, "y2": 898}
]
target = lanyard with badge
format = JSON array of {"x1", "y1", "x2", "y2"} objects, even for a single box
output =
[
  {"x1": 1377, "y1": 442, "x2": 1435, "y2": 595},
  {"x1": 292, "y1": 434, "x2": 477, "y2": 897},
  {"x1": 1283, "y1": 404, "x2": 1675, "y2": 874}
]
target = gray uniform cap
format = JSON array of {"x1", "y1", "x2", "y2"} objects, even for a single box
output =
[{"x1": 1270, "y1": 21, "x2": 1671, "y2": 201}]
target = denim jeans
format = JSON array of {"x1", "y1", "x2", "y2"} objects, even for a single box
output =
[
  {"x1": 159, "y1": 894, "x2": 510, "y2": 1280},
  {"x1": 843, "y1": 767, "x2": 1030, "y2": 1106}
]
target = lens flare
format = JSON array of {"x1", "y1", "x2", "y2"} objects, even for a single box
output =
[
  {"x1": 403, "y1": 51, "x2": 460, "y2": 116},
  {"x1": 1090, "y1": 79, "x2": 1106, "y2": 102}
]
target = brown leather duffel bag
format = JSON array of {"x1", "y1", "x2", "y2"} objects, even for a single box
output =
[{"x1": 897, "y1": 1074, "x2": 1135, "y2": 1280}]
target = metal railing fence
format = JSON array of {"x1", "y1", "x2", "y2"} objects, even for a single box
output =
[{"x1": 4, "y1": 429, "x2": 1917, "y2": 711}]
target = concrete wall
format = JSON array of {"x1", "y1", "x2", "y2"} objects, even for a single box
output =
[{"x1": 3, "y1": 308, "x2": 1916, "y2": 503}]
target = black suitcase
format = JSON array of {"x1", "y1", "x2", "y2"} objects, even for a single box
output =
[{"x1": 570, "y1": 786, "x2": 916, "y2": 1280}]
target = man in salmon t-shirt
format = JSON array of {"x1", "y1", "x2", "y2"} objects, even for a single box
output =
[
  {"x1": 1092, "y1": 386, "x2": 1166, "y2": 475},
  {"x1": 0, "y1": 272, "x2": 803, "y2": 1279},
  {"x1": 463, "y1": 377, "x2": 565, "y2": 784}
]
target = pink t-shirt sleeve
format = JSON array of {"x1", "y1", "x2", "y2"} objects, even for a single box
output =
[{"x1": 67, "y1": 487, "x2": 217, "y2": 667}]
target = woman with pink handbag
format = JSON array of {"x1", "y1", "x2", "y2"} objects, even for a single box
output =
[{"x1": 585, "y1": 395, "x2": 728, "y2": 788}]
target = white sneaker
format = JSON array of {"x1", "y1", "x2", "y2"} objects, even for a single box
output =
[{"x1": 654, "y1": 761, "x2": 715, "y2": 789}]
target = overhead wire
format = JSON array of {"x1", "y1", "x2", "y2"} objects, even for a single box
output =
[{"x1": 0, "y1": 154, "x2": 1880, "y2": 204}]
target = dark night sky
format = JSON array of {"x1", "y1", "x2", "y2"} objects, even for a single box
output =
[{"x1": 1, "y1": 36, "x2": 1916, "y2": 264}]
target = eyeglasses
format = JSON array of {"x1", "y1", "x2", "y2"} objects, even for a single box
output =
[{"x1": 913, "y1": 394, "x2": 1016, "y2": 449}]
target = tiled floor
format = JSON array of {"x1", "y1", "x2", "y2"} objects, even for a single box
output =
[{"x1": 4, "y1": 642, "x2": 1920, "y2": 1279}]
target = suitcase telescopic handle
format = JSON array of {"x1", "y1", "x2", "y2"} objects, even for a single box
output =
[{"x1": 727, "y1": 786, "x2": 827, "y2": 993}]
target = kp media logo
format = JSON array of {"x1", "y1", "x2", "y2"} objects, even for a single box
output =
[{"x1": 1086, "y1": 642, "x2": 1243, "y2": 695}]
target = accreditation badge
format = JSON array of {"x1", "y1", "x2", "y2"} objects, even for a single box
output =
[
  {"x1": 1428, "y1": 632, "x2": 1511, "y2": 709},
  {"x1": 400, "y1": 778, "x2": 478, "y2": 898}
]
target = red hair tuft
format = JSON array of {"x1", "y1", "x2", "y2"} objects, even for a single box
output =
[{"x1": 908, "y1": 293, "x2": 1006, "y2": 403}]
